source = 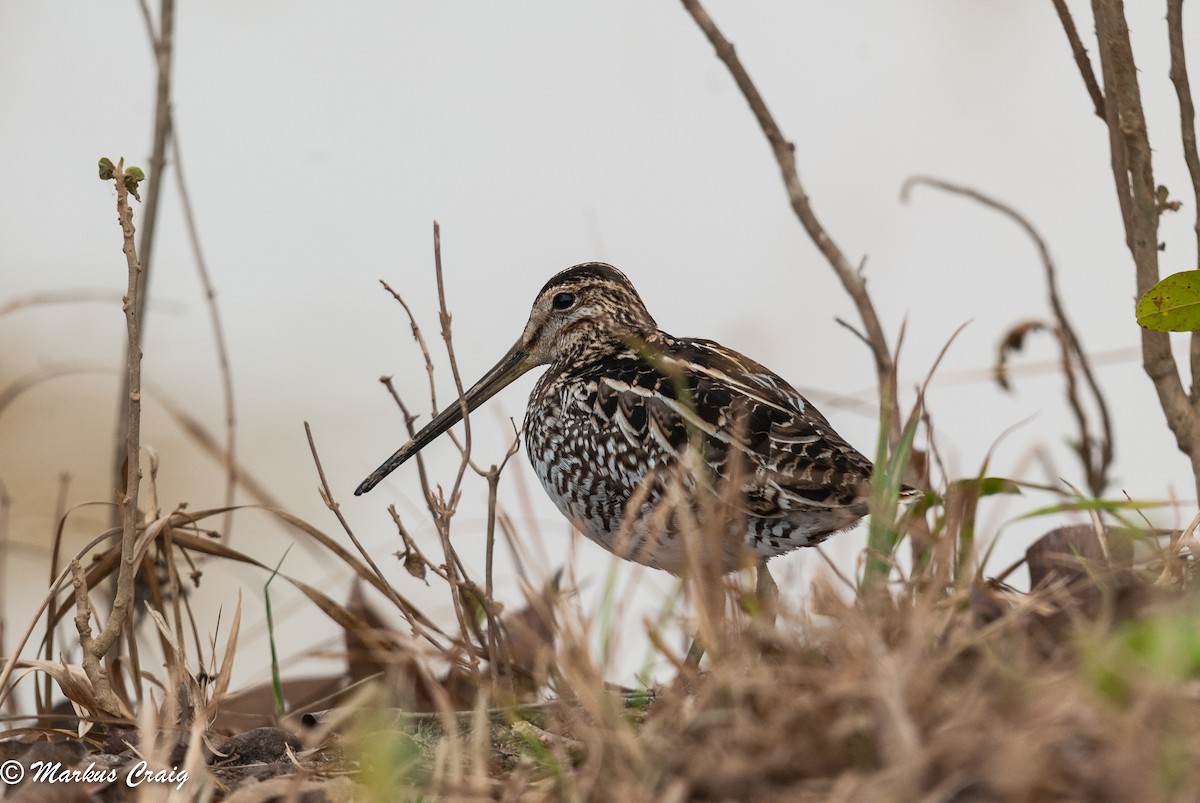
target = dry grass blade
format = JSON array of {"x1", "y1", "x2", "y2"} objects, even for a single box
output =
[
  {"x1": 259, "y1": 506, "x2": 454, "y2": 643},
  {"x1": 0, "y1": 289, "x2": 129, "y2": 318},
  {"x1": 154, "y1": 389, "x2": 280, "y2": 509},
  {"x1": 12, "y1": 659, "x2": 121, "y2": 724},
  {"x1": 12, "y1": 14, "x2": 1200, "y2": 796}
]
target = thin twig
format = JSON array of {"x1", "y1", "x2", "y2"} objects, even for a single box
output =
[
  {"x1": 388, "y1": 506, "x2": 447, "y2": 583},
  {"x1": 169, "y1": 129, "x2": 238, "y2": 541},
  {"x1": 41, "y1": 474, "x2": 72, "y2": 713},
  {"x1": 303, "y1": 422, "x2": 440, "y2": 644},
  {"x1": 113, "y1": 0, "x2": 173, "y2": 522},
  {"x1": 834, "y1": 316, "x2": 874, "y2": 352},
  {"x1": 380, "y1": 253, "x2": 523, "y2": 673},
  {"x1": 814, "y1": 546, "x2": 858, "y2": 594},
  {"x1": 427, "y1": 222, "x2": 478, "y2": 665},
  {"x1": 379, "y1": 281, "x2": 441, "y2": 416},
  {"x1": 0, "y1": 290, "x2": 127, "y2": 319},
  {"x1": 379, "y1": 373, "x2": 437, "y2": 522},
  {"x1": 482, "y1": 436, "x2": 523, "y2": 682},
  {"x1": 902, "y1": 176, "x2": 1115, "y2": 495},
  {"x1": 483, "y1": 466, "x2": 503, "y2": 674},
  {"x1": 376, "y1": 289, "x2": 492, "y2": 505},
  {"x1": 151, "y1": 389, "x2": 280, "y2": 509},
  {"x1": 0, "y1": 482, "x2": 8, "y2": 717},
  {"x1": 681, "y1": 0, "x2": 896, "y2": 436},
  {"x1": 1167, "y1": 0, "x2": 1200, "y2": 263},
  {"x1": 131, "y1": 0, "x2": 173, "y2": 327},
  {"x1": 433, "y1": 223, "x2": 473, "y2": 514},
  {"x1": 1049, "y1": 0, "x2": 1106, "y2": 119},
  {"x1": 1166, "y1": 0, "x2": 1200, "y2": 403},
  {"x1": 138, "y1": 0, "x2": 239, "y2": 540}
]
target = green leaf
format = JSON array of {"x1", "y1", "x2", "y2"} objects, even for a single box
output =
[
  {"x1": 977, "y1": 476, "x2": 1021, "y2": 496},
  {"x1": 1015, "y1": 497, "x2": 1166, "y2": 520},
  {"x1": 1136, "y1": 269, "x2": 1200, "y2": 331},
  {"x1": 1083, "y1": 604, "x2": 1200, "y2": 704},
  {"x1": 123, "y1": 174, "x2": 142, "y2": 202},
  {"x1": 97, "y1": 157, "x2": 115, "y2": 180},
  {"x1": 125, "y1": 165, "x2": 145, "y2": 181}
]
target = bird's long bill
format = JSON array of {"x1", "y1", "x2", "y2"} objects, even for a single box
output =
[{"x1": 355, "y1": 341, "x2": 532, "y2": 495}]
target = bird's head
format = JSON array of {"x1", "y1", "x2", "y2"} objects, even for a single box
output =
[
  {"x1": 515, "y1": 262, "x2": 659, "y2": 369},
  {"x1": 355, "y1": 262, "x2": 657, "y2": 495}
]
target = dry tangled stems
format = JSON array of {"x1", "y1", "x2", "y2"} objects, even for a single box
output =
[
  {"x1": 8, "y1": 6, "x2": 1200, "y2": 803},
  {"x1": 1049, "y1": 0, "x2": 1200, "y2": 500},
  {"x1": 680, "y1": 0, "x2": 896, "y2": 422},
  {"x1": 0, "y1": 202, "x2": 1196, "y2": 803},
  {"x1": 901, "y1": 176, "x2": 1116, "y2": 498}
]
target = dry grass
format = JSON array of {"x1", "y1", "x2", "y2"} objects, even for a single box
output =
[
  {"x1": 2, "y1": 419, "x2": 1197, "y2": 803},
  {"x1": 4, "y1": 247, "x2": 1200, "y2": 801},
  {"x1": 12, "y1": 2, "x2": 1200, "y2": 799},
  {"x1": 2, "y1": 187, "x2": 1198, "y2": 803}
]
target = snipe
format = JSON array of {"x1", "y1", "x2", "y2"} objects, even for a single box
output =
[{"x1": 357, "y1": 263, "x2": 895, "y2": 575}]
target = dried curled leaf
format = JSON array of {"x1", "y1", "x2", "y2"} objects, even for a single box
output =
[
  {"x1": 994, "y1": 319, "x2": 1047, "y2": 391},
  {"x1": 401, "y1": 548, "x2": 427, "y2": 582}
]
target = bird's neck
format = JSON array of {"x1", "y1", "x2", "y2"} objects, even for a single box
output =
[{"x1": 553, "y1": 328, "x2": 665, "y2": 376}]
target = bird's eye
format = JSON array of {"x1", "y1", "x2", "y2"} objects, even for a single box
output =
[{"x1": 552, "y1": 292, "x2": 576, "y2": 311}]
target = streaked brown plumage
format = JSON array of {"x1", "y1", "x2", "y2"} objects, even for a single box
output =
[{"x1": 357, "y1": 263, "x2": 889, "y2": 575}]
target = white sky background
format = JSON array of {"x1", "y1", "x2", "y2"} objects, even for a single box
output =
[{"x1": 2, "y1": 2, "x2": 1198, "y2": 696}]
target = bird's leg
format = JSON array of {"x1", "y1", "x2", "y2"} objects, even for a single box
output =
[
  {"x1": 684, "y1": 634, "x2": 706, "y2": 668},
  {"x1": 755, "y1": 558, "x2": 778, "y2": 626},
  {"x1": 684, "y1": 561, "x2": 773, "y2": 670}
]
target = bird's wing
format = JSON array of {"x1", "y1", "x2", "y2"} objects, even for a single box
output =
[
  {"x1": 670, "y1": 338, "x2": 875, "y2": 512},
  {"x1": 579, "y1": 336, "x2": 875, "y2": 515}
]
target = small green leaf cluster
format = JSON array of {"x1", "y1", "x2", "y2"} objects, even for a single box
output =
[{"x1": 96, "y1": 156, "x2": 146, "y2": 201}]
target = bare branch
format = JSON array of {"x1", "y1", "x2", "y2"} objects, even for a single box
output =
[
  {"x1": 113, "y1": 0, "x2": 173, "y2": 521},
  {"x1": 0, "y1": 289, "x2": 125, "y2": 319},
  {"x1": 1166, "y1": 0, "x2": 1200, "y2": 403},
  {"x1": 132, "y1": 0, "x2": 173, "y2": 317},
  {"x1": 1090, "y1": 0, "x2": 1196, "y2": 495},
  {"x1": 1167, "y1": 0, "x2": 1200, "y2": 262},
  {"x1": 680, "y1": 0, "x2": 895, "y2": 425},
  {"x1": 79, "y1": 159, "x2": 148, "y2": 715},
  {"x1": 0, "y1": 481, "x2": 8, "y2": 717},
  {"x1": 428, "y1": 222, "x2": 480, "y2": 664},
  {"x1": 304, "y1": 422, "x2": 425, "y2": 631},
  {"x1": 379, "y1": 374, "x2": 440, "y2": 520},
  {"x1": 374, "y1": 290, "x2": 494, "y2": 500},
  {"x1": 834, "y1": 316, "x2": 874, "y2": 352},
  {"x1": 170, "y1": 130, "x2": 239, "y2": 541},
  {"x1": 380, "y1": 279, "x2": 442, "y2": 415},
  {"x1": 70, "y1": 560, "x2": 122, "y2": 715},
  {"x1": 433, "y1": 222, "x2": 474, "y2": 511},
  {"x1": 41, "y1": 473, "x2": 72, "y2": 712},
  {"x1": 1049, "y1": 0, "x2": 1107, "y2": 119}
]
